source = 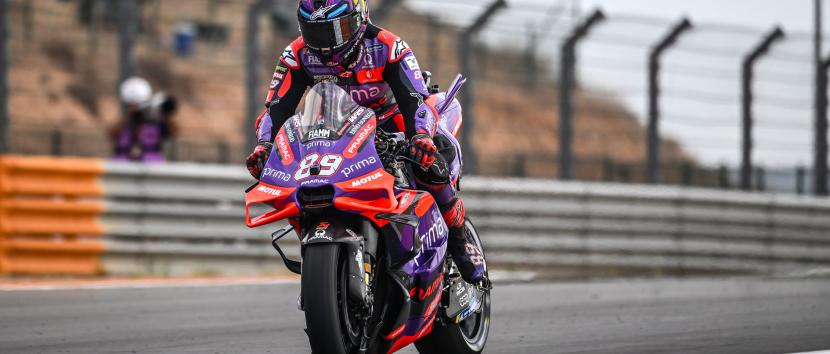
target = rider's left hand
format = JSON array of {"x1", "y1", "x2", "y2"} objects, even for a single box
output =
[{"x1": 409, "y1": 134, "x2": 437, "y2": 168}]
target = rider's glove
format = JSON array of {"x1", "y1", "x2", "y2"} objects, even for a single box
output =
[
  {"x1": 409, "y1": 134, "x2": 437, "y2": 168},
  {"x1": 246, "y1": 142, "x2": 272, "y2": 179}
]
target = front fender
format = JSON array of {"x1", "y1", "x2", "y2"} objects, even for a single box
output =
[
  {"x1": 302, "y1": 220, "x2": 367, "y2": 304},
  {"x1": 302, "y1": 220, "x2": 362, "y2": 246}
]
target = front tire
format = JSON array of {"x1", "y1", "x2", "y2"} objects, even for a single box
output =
[{"x1": 302, "y1": 244, "x2": 358, "y2": 354}]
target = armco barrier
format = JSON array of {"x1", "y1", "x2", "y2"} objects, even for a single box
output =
[
  {"x1": 98, "y1": 162, "x2": 830, "y2": 277},
  {"x1": 0, "y1": 156, "x2": 105, "y2": 275},
  {"x1": 3, "y1": 158, "x2": 830, "y2": 276}
]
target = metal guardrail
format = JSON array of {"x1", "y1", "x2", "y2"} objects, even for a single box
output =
[{"x1": 98, "y1": 162, "x2": 830, "y2": 277}]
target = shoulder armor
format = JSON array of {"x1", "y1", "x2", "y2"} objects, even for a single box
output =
[
  {"x1": 279, "y1": 37, "x2": 305, "y2": 69},
  {"x1": 377, "y1": 29, "x2": 410, "y2": 63}
]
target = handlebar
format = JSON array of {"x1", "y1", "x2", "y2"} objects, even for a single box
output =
[{"x1": 375, "y1": 129, "x2": 451, "y2": 183}]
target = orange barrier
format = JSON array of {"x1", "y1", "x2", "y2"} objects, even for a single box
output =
[{"x1": 0, "y1": 156, "x2": 105, "y2": 275}]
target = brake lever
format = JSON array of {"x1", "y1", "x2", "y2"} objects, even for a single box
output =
[{"x1": 393, "y1": 141, "x2": 429, "y2": 170}]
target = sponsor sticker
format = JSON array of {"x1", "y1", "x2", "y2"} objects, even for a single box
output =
[
  {"x1": 301, "y1": 178, "x2": 329, "y2": 185},
  {"x1": 280, "y1": 46, "x2": 298, "y2": 68},
  {"x1": 306, "y1": 128, "x2": 331, "y2": 141},
  {"x1": 256, "y1": 185, "x2": 282, "y2": 196},
  {"x1": 404, "y1": 56, "x2": 420, "y2": 71},
  {"x1": 276, "y1": 129, "x2": 294, "y2": 165},
  {"x1": 308, "y1": 232, "x2": 332, "y2": 242},
  {"x1": 284, "y1": 124, "x2": 296, "y2": 143},
  {"x1": 366, "y1": 44, "x2": 384, "y2": 52},
  {"x1": 314, "y1": 75, "x2": 339, "y2": 84},
  {"x1": 351, "y1": 171, "x2": 383, "y2": 187},
  {"x1": 262, "y1": 167, "x2": 290, "y2": 182},
  {"x1": 347, "y1": 112, "x2": 372, "y2": 136},
  {"x1": 391, "y1": 38, "x2": 410, "y2": 60},
  {"x1": 306, "y1": 55, "x2": 322, "y2": 66},
  {"x1": 345, "y1": 120, "x2": 375, "y2": 158},
  {"x1": 304, "y1": 140, "x2": 333, "y2": 148},
  {"x1": 420, "y1": 209, "x2": 447, "y2": 249},
  {"x1": 310, "y1": 4, "x2": 337, "y2": 20},
  {"x1": 340, "y1": 156, "x2": 377, "y2": 178},
  {"x1": 349, "y1": 87, "x2": 382, "y2": 103}
]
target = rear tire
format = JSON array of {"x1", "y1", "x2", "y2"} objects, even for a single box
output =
[
  {"x1": 302, "y1": 244, "x2": 351, "y2": 354},
  {"x1": 413, "y1": 292, "x2": 491, "y2": 354},
  {"x1": 415, "y1": 219, "x2": 491, "y2": 354}
]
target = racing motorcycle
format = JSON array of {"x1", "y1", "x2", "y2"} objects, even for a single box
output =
[{"x1": 244, "y1": 78, "x2": 490, "y2": 354}]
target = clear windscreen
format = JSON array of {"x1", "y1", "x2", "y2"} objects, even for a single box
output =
[{"x1": 299, "y1": 83, "x2": 359, "y2": 141}]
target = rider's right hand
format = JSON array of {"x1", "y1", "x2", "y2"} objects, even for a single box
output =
[{"x1": 246, "y1": 142, "x2": 273, "y2": 179}]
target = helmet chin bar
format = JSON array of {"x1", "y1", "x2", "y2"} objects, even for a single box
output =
[{"x1": 320, "y1": 47, "x2": 333, "y2": 59}]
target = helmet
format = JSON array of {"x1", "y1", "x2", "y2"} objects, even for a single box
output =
[
  {"x1": 297, "y1": 0, "x2": 369, "y2": 65},
  {"x1": 120, "y1": 77, "x2": 152, "y2": 105}
]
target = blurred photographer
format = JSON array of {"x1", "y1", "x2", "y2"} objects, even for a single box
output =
[{"x1": 110, "y1": 77, "x2": 178, "y2": 162}]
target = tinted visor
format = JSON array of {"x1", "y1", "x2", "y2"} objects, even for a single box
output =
[{"x1": 299, "y1": 13, "x2": 361, "y2": 51}]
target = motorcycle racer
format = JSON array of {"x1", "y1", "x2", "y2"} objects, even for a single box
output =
[{"x1": 246, "y1": 0, "x2": 485, "y2": 284}]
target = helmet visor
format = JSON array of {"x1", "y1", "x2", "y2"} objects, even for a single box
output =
[{"x1": 299, "y1": 13, "x2": 361, "y2": 52}]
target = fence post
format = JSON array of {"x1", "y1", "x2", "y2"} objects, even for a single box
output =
[
  {"x1": 116, "y1": 0, "x2": 138, "y2": 103},
  {"x1": 814, "y1": 0, "x2": 827, "y2": 196},
  {"x1": 244, "y1": 0, "x2": 272, "y2": 153},
  {"x1": 458, "y1": 0, "x2": 507, "y2": 175},
  {"x1": 718, "y1": 165, "x2": 730, "y2": 189},
  {"x1": 0, "y1": 0, "x2": 7, "y2": 154},
  {"x1": 817, "y1": 53, "x2": 830, "y2": 195},
  {"x1": 525, "y1": 23, "x2": 538, "y2": 88},
  {"x1": 796, "y1": 166, "x2": 806, "y2": 195},
  {"x1": 681, "y1": 162, "x2": 693, "y2": 186},
  {"x1": 22, "y1": 0, "x2": 32, "y2": 46},
  {"x1": 741, "y1": 27, "x2": 785, "y2": 191},
  {"x1": 118, "y1": 0, "x2": 138, "y2": 116},
  {"x1": 559, "y1": 9, "x2": 604, "y2": 180},
  {"x1": 602, "y1": 157, "x2": 614, "y2": 182},
  {"x1": 754, "y1": 166, "x2": 766, "y2": 191},
  {"x1": 50, "y1": 130, "x2": 62, "y2": 156},
  {"x1": 646, "y1": 17, "x2": 692, "y2": 185},
  {"x1": 219, "y1": 141, "x2": 230, "y2": 165}
]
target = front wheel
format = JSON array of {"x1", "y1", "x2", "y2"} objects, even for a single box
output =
[
  {"x1": 415, "y1": 219, "x2": 491, "y2": 354},
  {"x1": 302, "y1": 244, "x2": 363, "y2": 354}
]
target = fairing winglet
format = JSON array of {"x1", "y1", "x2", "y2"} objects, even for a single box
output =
[{"x1": 437, "y1": 73, "x2": 466, "y2": 115}]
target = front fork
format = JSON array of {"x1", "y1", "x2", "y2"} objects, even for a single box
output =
[{"x1": 271, "y1": 218, "x2": 379, "y2": 310}]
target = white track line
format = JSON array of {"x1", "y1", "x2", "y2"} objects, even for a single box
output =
[
  {"x1": 0, "y1": 278, "x2": 299, "y2": 292},
  {"x1": 783, "y1": 351, "x2": 830, "y2": 354}
]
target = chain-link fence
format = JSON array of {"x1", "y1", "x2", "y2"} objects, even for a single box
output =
[{"x1": 2, "y1": 0, "x2": 828, "y2": 194}]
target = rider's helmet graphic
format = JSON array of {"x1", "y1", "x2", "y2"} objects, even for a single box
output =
[{"x1": 297, "y1": 0, "x2": 369, "y2": 66}]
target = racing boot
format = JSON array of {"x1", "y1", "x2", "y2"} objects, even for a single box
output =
[{"x1": 442, "y1": 198, "x2": 485, "y2": 284}]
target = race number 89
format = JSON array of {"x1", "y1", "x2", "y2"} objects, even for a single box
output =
[{"x1": 294, "y1": 154, "x2": 343, "y2": 180}]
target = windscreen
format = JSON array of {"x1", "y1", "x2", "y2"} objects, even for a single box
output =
[{"x1": 299, "y1": 82, "x2": 359, "y2": 141}]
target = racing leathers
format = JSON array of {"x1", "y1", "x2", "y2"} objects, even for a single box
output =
[{"x1": 249, "y1": 24, "x2": 484, "y2": 283}]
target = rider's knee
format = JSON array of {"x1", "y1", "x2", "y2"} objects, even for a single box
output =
[{"x1": 440, "y1": 197, "x2": 465, "y2": 229}]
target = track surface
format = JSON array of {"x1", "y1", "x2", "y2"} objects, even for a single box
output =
[{"x1": 1, "y1": 277, "x2": 829, "y2": 354}]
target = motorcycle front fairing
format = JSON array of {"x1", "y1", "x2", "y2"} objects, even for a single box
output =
[{"x1": 245, "y1": 85, "x2": 398, "y2": 227}]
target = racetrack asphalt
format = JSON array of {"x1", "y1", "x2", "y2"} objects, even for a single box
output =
[{"x1": 1, "y1": 276, "x2": 829, "y2": 354}]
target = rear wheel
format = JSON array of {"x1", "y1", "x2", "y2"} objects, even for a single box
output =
[
  {"x1": 415, "y1": 219, "x2": 491, "y2": 354},
  {"x1": 302, "y1": 244, "x2": 362, "y2": 354}
]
